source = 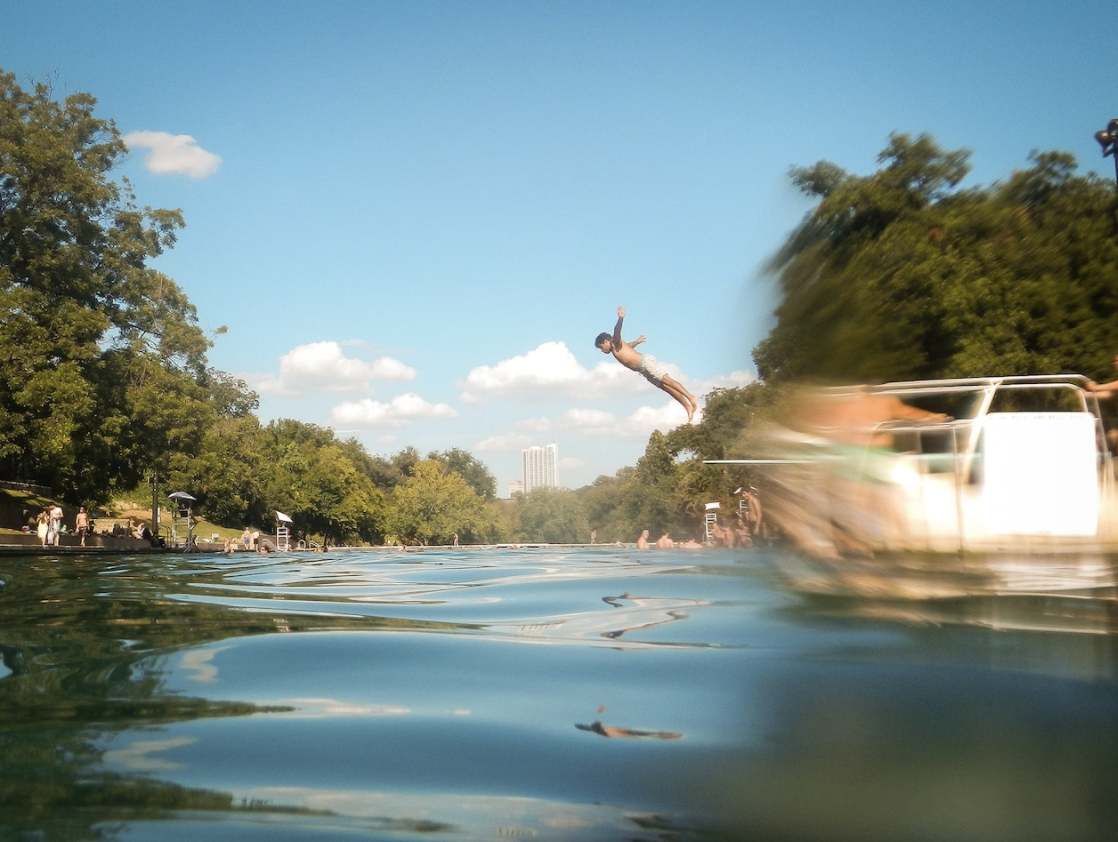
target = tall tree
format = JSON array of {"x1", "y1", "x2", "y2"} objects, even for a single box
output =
[
  {"x1": 257, "y1": 419, "x2": 386, "y2": 545},
  {"x1": 0, "y1": 70, "x2": 226, "y2": 502},
  {"x1": 576, "y1": 469, "x2": 633, "y2": 544},
  {"x1": 512, "y1": 487, "x2": 588, "y2": 543},
  {"x1": 387, "y1": 460, "x2": 490, "y2": 545},
  {"x1": 427, "y1": 447, "x2": 497, "y2": 500}
]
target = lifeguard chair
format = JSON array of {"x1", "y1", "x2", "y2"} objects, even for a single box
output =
[
  {"x1": 735, "y1": 487, "x2": 749, "y2": 519},
  {"x1": 704, "y1": 502, "x2": 720, "y2": 542},
  {"x1": 275, "y1": 510, "x2": 293, "y2": 551},
  {"x1": 168, "y1": 491, "x2": 197, "y2": 549}
]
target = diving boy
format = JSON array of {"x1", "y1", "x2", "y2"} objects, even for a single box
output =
[{"x1": 595, "y1": 305, "x2": 698, "y2": 422}]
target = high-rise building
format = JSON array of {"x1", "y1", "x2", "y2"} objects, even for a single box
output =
[
  {"x1": 522, "y1": 444, "x2": 558, "y2": 493},
  {"x1": 508, "y1": 480, "x2": 523, "y2": 498}
]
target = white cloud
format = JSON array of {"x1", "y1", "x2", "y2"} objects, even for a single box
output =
[
  {"x1": 460, "y1": 341, "x2": 640, "y2": 403},
  {"x1": 254, "y1": 341, "x2": 417, "y2": 396},
  {"x1": 527, "y1": 401, "x2": 696, "y2": 440},
  {"x1": 330, "y1": 393, "x2": 457, "y2": 429},
  {"x1": 275, "y1": 698, "x2": 410, "y2": 719},
  {"x1": 123, "y1": 130, "x2": 222, "y2": 178},
  {"x1": 697, "y1": 369, "x2": 755, "y2": 392},
  {"x1": 474, "y1": 433, "x2": 535, "y2": 453},
  {"x1": 102, "y1": 736, "x2": 196, "y2": 772},
  {"x1": 518, "y1": 415, "x2": 559, "y2": 433}
]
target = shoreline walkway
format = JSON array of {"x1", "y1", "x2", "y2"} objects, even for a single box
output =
[{"x1": 0, "y1": 537, "x2": 647, "y2": 557}]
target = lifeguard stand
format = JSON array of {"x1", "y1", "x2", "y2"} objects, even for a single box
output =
[
  {"x1": 704, "y1": 501, "x2": 720, "y2": 542},
  {"x1": 735, "y1": 487, "x2": 748, "y2": 519},
  {"x1": 275, "y1": 510, "x2": 293, "y2": 552},
  {"x1": 168, "y1": 491, "x2": 197, "y2": 549}
]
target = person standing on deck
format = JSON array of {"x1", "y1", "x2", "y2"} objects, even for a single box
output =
[
  {"x1": 48, "y1": 502, "x2": 63, "y2": 546},
  {"x1": 36, "y1": 509, "x2": 49, "y2": 546},
  {"x1": 75, "y1": 507, "x2": 90, "y2": 547}
]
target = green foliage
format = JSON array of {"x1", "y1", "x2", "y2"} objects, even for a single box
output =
[
  {"x1": 577, "y1": 470, "x2": 631, "y2": 543},
  {"x1": 0, "y1": 69, "x2": 259, "y2": 504},
  {"x1": 568, "y1": 383, "x2": 781, "y2": 543},
  {"x1": 511, "y1": 487, "x2": 588, "y2": 543},
  {"x1": 252, "y1": 420, "x2": 387, "y2": 545},
  {"x1": 189, "y1": 415, "x2": 268, "y2": 526},
  {"x1": 387, "y1": 460, "x2": 491, "y2": 545},
  {"x1": 757, "y1": 133, "x2": 1118, "y2": 385},
  {"x1": 427, "y1": 447, "x2": 497, "y2": 500},
  {"x1": 288, "y1": 444, "x2": 386, "y2": 544},
  {"x1": 161, "y1": 414, "x2": 508, "y2": 548}
]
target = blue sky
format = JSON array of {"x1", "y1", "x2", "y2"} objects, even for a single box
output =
[{"x1": 5, "y1": 1, "x2": 1117, "y2": 491}]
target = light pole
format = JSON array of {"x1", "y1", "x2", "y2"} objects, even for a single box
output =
[{"x1": 1095, "y1": 118, "x2": 1118, "y2": 188}]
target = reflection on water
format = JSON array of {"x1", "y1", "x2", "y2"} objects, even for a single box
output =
[{"x1": 0, "y1": 548, "x2": 1116, "y2": 840}]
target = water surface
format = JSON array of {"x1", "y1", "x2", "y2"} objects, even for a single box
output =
[{"x1": 0, "y1": 546, "x2": 1115, "y2": 840}]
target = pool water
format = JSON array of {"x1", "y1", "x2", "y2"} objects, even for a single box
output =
[{"x1": 0, "y1": 547, "x2": 1115, "y2": 840}]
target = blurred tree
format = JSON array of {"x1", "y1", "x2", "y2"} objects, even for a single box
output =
[{"x1": 756, "y1": 133, "x2": 1118, "y2": 385}]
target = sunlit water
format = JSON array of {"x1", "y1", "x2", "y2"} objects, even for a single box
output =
[{"x1": 0, "y1": 546, "x2": 1116, "y2": 841}]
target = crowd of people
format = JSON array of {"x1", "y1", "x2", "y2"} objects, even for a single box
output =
[
  {"x1": 17, "y1": 487, "x2": 772, "y2": 554},
  {"x1": 222, "y1": 528, "x2": 266, "y2": 554},
  {"x1": 21, "y1": 506, "x2": 163, "y2": 547},
  {"x1": 27, "y1": 502, "x2": 65, "y2": 547},
  {"x1": 631, "y1": 487, "x2": 764, "y2": 550}
]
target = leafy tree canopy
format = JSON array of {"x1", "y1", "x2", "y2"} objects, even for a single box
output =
[
  {"x1": 0, "y1": 69, "x2": 256, "y2": 503},
  {"x1": 387, "y1": 460, "x2": 492, "y2": 545},
  {"x1": 511, "y1": 487, "x2": 588, "y2": 544},
  {"x1": 755, "y1": 133, "x2": 1118, "y2": 385},
  {"x1": 427, "y1": 447, "x2": 497, "y2": 500}
]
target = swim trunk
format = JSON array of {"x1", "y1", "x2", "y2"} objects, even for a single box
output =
[{"x1": 638, "y1": 354, "x2": 668, "y2": 386}]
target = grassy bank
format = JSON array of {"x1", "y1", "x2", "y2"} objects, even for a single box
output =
[{"x1": 0, "y1": 488, "x2": 246, "y2": 543}]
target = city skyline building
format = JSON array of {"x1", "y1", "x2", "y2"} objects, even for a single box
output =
[{"x1": 522, "y1": 444, "x2": 558, "y2": 493}]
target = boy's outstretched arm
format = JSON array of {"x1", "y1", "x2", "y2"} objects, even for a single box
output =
[{"x1": 612, "y1": 306, "x2": 626, "y2": 349}]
